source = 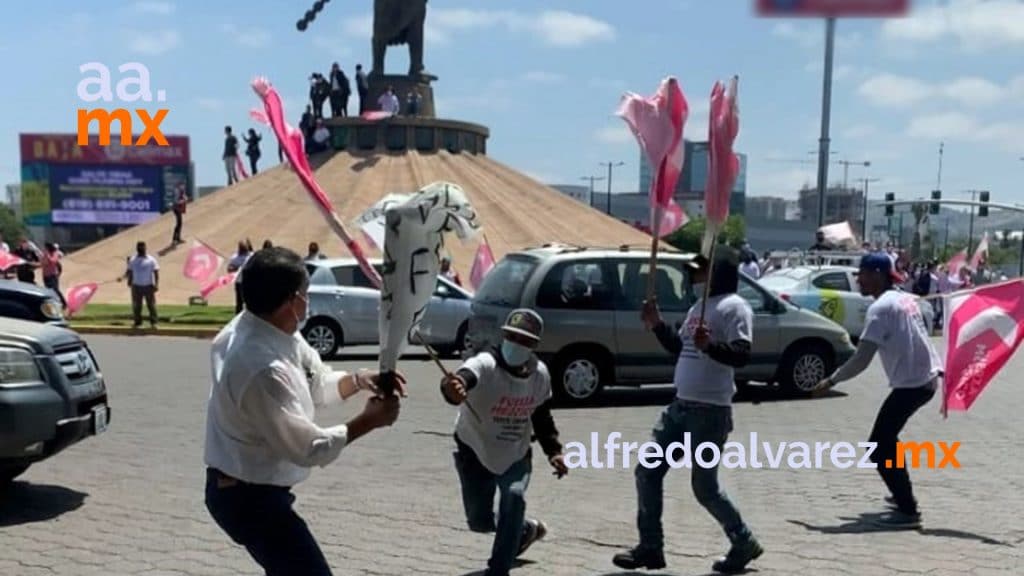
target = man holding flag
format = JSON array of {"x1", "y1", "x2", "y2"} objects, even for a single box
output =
[{"x1": 813, "y1": 253, "x2": 942, "y2": 529}]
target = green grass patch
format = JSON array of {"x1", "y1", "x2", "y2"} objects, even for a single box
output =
[{"x1": 71, "y1": 304, "x2": 235, "y2": 327}]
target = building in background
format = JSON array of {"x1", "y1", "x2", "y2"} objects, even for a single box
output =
[
  {"x1": 745, "y1": 196, "x2": 789, "y2": 222},
  {"x1": 550, "y1": 184, "x2": 590, "y2": 204},
  {"x1": 797, "y1": 185, "x2": 864, "y2": 227},
  {"x1": 638, "y1": 140, "x2": 747, "y2": 218},
  {"x1": 18, "y1": 133, "x2": 191, "y2": 249}
]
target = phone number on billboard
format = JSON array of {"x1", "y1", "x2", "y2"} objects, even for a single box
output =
[{"x1": 61, "y1": 199, "x2": 153, "y2": 211}]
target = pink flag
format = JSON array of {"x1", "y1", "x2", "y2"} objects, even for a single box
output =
[
  {"x1": 200, "y1": 272, "x2": 238, "y2": 299},
  {"x1": 470, "y1": 238, "x2": 495, "y2": 290},
  {"x1": 236, "y1": 155, "x2": 249, "y2": 180},
  {"x1": 361, "y1": 110, "x2": 395, "y2": 121},
  {"x1": 616, "y1": 77, "x2": 690, "y2": 237},
  {"x1": 183, "y1": 241, "x2": 224, "y2": 283},
  {"x1": 251, "y1": 77, "x2": 381, "y2": 289},
  {"x1": 65, "y1": 283, "x2": 99, "y2": 317},
  {"x1": 942, "y1": 279, "x2": 1024, "y2": 415},
  {"x1": 947, "y1": 249, "x2": 968, "y2": 277},
  {"x1": 0, "y1": 251, "x2": 26, "y2": 271},
  {"x1": 970, "y1": 232, "x2": 989, "y2": 270},
  {"x1": 703, "y1": 77, "x2": 740, "y2": 252}
]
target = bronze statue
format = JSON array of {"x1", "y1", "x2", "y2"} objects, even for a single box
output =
[{"x1": 372, "y1": 0, "x2": 428, "y2": 77}]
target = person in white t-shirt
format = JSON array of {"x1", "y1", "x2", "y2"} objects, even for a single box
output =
[
  {"x1": 125, "y1": 241, "x2": 160, "y2": 329},
  {"x1": 440, "y1": 309, "x2": 567, "y2": 576},
  {"x1": 814, "y1": 252, "x2": 941, "y2": 529},
  {"x1": 377, "y1": 85, "x2": 400, "y2": 115},
  {"x1": 615, "y1": 248, "x2": 762, "y2": 574}
]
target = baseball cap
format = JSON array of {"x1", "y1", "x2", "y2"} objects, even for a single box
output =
[
  {"x1": 859, "y1": 252, "x2": 903, "y2": 282},
  {"x1": 502, "y1": 309, "x2": 543, "y2": 343}
]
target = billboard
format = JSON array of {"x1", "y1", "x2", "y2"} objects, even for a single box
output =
[
  {"x1": 756, "y1": 0, "x2": 910, "y2": 16},
  {"x1": 20, "y1": 133, "x2": 189, "y2": 166},
  {"x1": 49, "y1": 165, "x2": 163, "y2": 225}
]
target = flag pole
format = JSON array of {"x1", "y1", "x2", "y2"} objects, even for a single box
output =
[
  {"x1": 415, "y1": 331, "x2": 482, "y2": 423},
  {"x1": 646, "y1": 204, "x2": 665, "y2": 301},
  {"x1": 699, "y1": 228, "x2": 718, "y2": 323}
]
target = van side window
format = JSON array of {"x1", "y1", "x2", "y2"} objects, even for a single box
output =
[
  {"x1": 536, "y1": 261, "x2": 615, "y2": 310},
  {"x1": 617, "y1": 260, "x2": 687, "y2": 312},
  {"x1": 812, "y1": 271, "x2": 851, "y2": 291}
]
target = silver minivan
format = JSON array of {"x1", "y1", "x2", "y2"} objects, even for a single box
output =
[{"x1": 466, "y1": 245, "x2": 857, "y2": 403}]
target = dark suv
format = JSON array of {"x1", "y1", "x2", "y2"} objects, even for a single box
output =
[
  {"x1": 0, "y1": 280, "x2": 67, "y2": 326},
  {"x1": 0, "y1": 317, "x2": 110, "y2": 486}
]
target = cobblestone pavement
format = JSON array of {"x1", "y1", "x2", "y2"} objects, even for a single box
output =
[{"x1": 1, "y1": 335, "x2": 1022, "y2": 575}]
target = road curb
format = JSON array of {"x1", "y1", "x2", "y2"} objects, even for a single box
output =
[{"x1": 72, "y1": 325, "x2": 221, "y2": 339}]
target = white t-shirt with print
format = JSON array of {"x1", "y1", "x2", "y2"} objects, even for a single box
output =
[
  {"x1": 860, "y1": 290, "x2": 942, "y2": 389},
  {"x1": 127, "y1": 255, "x2": 159, "y2": 286},
  {"x1": 454, "y1": 352, "x2": 552, "y2": 475},
  {"x1": 673, "y1": 294, "x2": 753, "y2": 406}
]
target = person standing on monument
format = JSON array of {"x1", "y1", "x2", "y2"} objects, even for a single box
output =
[
  {"x1": 223, "y1": 126, "x2": 240, "y2": 185},
  {"x1": 171, "y1": 184, "x2": 188, "y2": 245},
  {"x1": 378, "y1": 85, "x2": 400, "y2": 115},
  {"x1": 244, "y1": 129, "x2": 262, "y2": 176},
  {"x1": 355, "y1": 64, "x2": 369, "y2": 115},
  {"x1": 328, "y1": 63, "x2": 350, "y2": 118}
]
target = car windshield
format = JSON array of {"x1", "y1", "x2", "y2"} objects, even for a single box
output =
[
  {"x1": 758, "y1": 269, "x2": 809, "y2": 291},
  {"x1": 473, "y1": 255, "x2": 538, "y2": 307}
]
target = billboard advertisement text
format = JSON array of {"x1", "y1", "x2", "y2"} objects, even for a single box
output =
[{"x1": 49, "y1": 165, "x2": 163, "y2": 225}]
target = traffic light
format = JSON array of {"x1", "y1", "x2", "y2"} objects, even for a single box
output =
[
  {"x1": 979, "y1": 191, "x2": 990, "y2": 217},
  {"x1": 885, "y1": 192, "x2": 895, "y2": 216},
  {"x1": 930, "y1": 190, "x2": 941, "y2": 215}
]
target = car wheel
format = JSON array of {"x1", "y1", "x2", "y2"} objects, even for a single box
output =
[
  {"x1": 0, "y1": 465, "x2": 29, "y2": 487},
  {"x1": 553, "y1": 348, "x2": 607, "y2": 404},
  {"x1": 302, "y1": 318, "x2": 342, "y2": 359},
  {"x1": 779, "y1": 342, "x2": 833, "y2": 396}
]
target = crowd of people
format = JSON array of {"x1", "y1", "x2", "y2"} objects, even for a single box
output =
[{"x1": 1, "y1": 235, "x2": 67, "y2": 306}]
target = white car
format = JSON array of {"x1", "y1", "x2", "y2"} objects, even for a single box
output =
[{"x1": 758, "y1": 266, "x2": 934, "y2": 339}]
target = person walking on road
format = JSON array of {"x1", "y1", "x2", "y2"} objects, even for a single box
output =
[
  {"x1": 126, "y1": 241, "x2": 160, "y2": 329},
  {"x1": 440, "y1": 309, "x2": 567, "y2": 576},
  {"x1": 614, "y1": 248, "x2": 763, "y2": 574},
  {"x1": 813, "y1": 252, "x2": 941, "y2": 529},
  {"x1": 203, "y1": 247, "x2": 406, "y2": 576}
]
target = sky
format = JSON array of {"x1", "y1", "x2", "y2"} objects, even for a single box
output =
[{"x1": 1, "y1": 0, "x2": 1022, "y2": 204}]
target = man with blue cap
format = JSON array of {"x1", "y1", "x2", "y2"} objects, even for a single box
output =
[{"x1": 814, "y1": 252, "x2": 942, "y2": 529}]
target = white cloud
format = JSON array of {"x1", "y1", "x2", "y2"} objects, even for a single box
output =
[
  {"x1": 772, "y1": 22, "x2": 861, "y2": 50},
  {"x1": 134, "y1": 1, "x2": 174, "y2": 15},
  {"x1": 595, "y1": 124, "x2": 634, "y2": 145},
  {"x1": 347, "y1": 9, "x2": 614, "y2": 48},
  {"x1": 842, "y1": 124, "x2": 879, "y2": 140},
  {"x1": 222, "y1": 24, "x2": 271, "y2": 48},
  {"x1": 128, "y1": 29, "x2": 180, "y2": 55},
  {"x1": 942, "y1": 77, "x2": 1006, "y2": 106},
  {"x1": 906, "y1": 112, "x2": 1024, "y2": 152},
  {"x1": 804, "y1": 61, "x2": 854, "y2": 81},
  {"x1": 195, "y1": 98, "x2": 224, "y2": 111},
  {"x1": 858, "y1": 74, "x2": 932, "y2": 107},
  {"x1": 883, "y1": 0, "x2": 1024, "y2": 50},
  {"x1": 859, "y1": 73, "x2": 1018, "y2": 109},
  {"x1": 522, "y1": 70, "x2": 565, "y2": 84}
]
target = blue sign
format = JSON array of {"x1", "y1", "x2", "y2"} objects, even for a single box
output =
[{"x1": 48, "y1": 164, "x2": 163, "y2": 225}]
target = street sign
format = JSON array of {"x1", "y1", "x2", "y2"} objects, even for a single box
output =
[{"x1": 756, "y1": 0, "x2": 910, "y2": 17}]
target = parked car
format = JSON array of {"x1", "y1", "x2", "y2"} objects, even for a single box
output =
[
  {"x1": 758, "y1": 265, "x2": 935, "y2": 339},
  {"x1": 300, "y1": 258, "x2": 473, "y2": 358},
  {"x1": 0, "y1": 280, "x2": 67, "y2": 326},
  {"x1": 0, "y1": 317, "x2": 110, "y2": 486},
  {"x1": 466, "y1": 245, "x2": 857, "y2": 403}
]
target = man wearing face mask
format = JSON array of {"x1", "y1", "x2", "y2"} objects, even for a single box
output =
[
  {"x1": 440, "y1": 309, "x2": 568, "y2": 576},
  {"x1": 203, "y1": 247, "x2": 406, "y2": 576},
  {"x1": 614, "y1": 248, "x2": 763, "y2": 574}
]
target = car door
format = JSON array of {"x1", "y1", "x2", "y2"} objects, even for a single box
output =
[
  {"x1": 809, "y1": 270, "x2": 859, "y2": 334},
  {"x1": 335, "y1": 264, "x2": 380, "y2": 344},
  {"x1": 845, "y1": 270, "x2": 871, "y2": 335},
  {"x1": 418, "y1": 278, "x2": 468, "y2": 346},
  {"x1": 735, "y1": 277, "x2": 780, "y2": 380},
  {"x1": 613, "y1": 257, "x2": 688, "y2": 384}
]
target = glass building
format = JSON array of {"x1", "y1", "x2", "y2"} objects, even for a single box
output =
[{"x1": 638, "y1": 140, "x2": 746, "y2": 216}]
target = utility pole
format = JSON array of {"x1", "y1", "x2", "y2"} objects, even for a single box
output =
[
  {"x1": 944, "y1": 217, "x2": 950, "y2": 255},
  {"x1": 936, "y1": 142, "x2": 944, "y2": 191},
  {"x1": 814, "y1": 17, "x2": 837, "y2": 229},
  {"x1": 580, "y1": 175, "x2": 605, "y2": 209},
  {"x1": 962, "y1": 190, "x2": 978, "y2": 255},
  {"x1": 599, "y1": 161, "x2": 624, "y2": 217},
  {"x1": 858, "y1": 177, "x2": 880, "y2": 241},
  {"x1": 836, "y1": 159, "x2": 871, "y2": 191}
]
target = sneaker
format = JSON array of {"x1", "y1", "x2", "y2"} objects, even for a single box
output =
[
  {"x1": 872, "y1": 510, "x2": 921, "y2": 529},
  {"x1": 517, "y1": 519, "x2": 547, "y2": 557},
  {"x1": 712, "y1": 536, "x2": 763, "y2": 574},
  {"x1": 884, "y1": 495, "x2": 899, "y2": 510},
  {"x1": 612, "y1": 546, "x2": 666, "y2": 570}
]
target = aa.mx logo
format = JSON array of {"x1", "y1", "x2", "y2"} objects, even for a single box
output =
[{"x1": 76, "y1": 62, "x2": 168, "y2": 147}]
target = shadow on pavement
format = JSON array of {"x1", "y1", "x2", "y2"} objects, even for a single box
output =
[
  {"x1": 0, "y1": 481, "x2": 88, "y2": 527},
  {"x1": 597, "y1": 571, "x2": 756, "y2": 576},
  {"x1": 458, "y1": 559, "x2": 535, "y2": 576},
  {"x1": 788, "y1": 515, "x2": 1012, "y2": 546},
  {"x1": 553, "y1": 384, "x2": 847, "y2": 410}
]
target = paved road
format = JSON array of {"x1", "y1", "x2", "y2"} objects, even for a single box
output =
[{"x1": 1, "y1": 335, "x2": 1022, "y2": 575}]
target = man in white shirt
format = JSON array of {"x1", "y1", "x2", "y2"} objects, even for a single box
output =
[
  {"x1": 125, "y1": 241, "x2": 159, "y2": 329},
  {"x1": 815, "y1": 252, "x2": 941, "y2": 529},
  {"x1": 204, "y1": 247, "x2": 404, "y2": 576},
  {"x1": 615, "y1": 249, "x2": 763, "y2": 574},
  {"x1": 378, "y1": 85, "x2": 400, "y2": 115},
  {"x1": 311, "y1": 119, "x2": 331, "y2": 153}
]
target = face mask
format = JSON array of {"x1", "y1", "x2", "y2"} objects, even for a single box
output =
[
  {"x1": 501, "y1": 340, "x2": 531, "y2": 367},
  {"x1": 292, "y1": 295, "x2": 309, "y2": 325}
]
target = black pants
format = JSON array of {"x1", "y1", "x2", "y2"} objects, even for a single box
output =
[
  {"x1": 172, "y1": 212, "x2": 183, "y2": 243},
  {"x1": 248, "y1": 155, "x2": 259, "y2": 175},
  {"x1": 329, "y1": 91, "x2": 349, "y2": 117},
  {"x1": 205, "y1": 468, "x2": 332, "y2": 576},
  {"x1": 358, "y1": 90, "x2": 368, "y2": 114},
  {"x1": 44, "y1": 275, "x2": 66, "y2": 307},
  {"x1": 868, "y1": 383, "x2": 937, "y2": 514}
]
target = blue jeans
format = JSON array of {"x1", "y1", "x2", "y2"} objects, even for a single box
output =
[
  {"x1": 635, "y1": 400, "x2": 751, "y2": 551},
  {"x1": 204, "y1": 468, "x2": 332, "y2": 576},
  {"x1": 453, "y1": 435, "x2": 533, "y2": 575}
]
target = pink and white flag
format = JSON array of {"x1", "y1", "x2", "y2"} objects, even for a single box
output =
[
  {"x1": 970, "y1": 232, "x2": 989, "y2": 270},
  {"x1": 65, "y1": 283, "x2": 99, "y2": 317},
  {"x1": 947, "y1": 249, "x2": 968, "y2": 277},
  {"x1": 235, "y1": 155, "x2": 249, "y2": 180},
  {"x1": 942, "y1": 279, "x2": 1024, "y2": 415},
  {"x1": 183, "y1": 241, "x2": 224, "y2": 283},
  {"x1": 470, "y1": 237, "x2": 495, "y2": 290},
  {"x1": 616, "y1": 77, "x2": 690, "y2": 238},
  {"x1": 703, "y1": 76, "x2": 740, "y2": 255},
  {"x1": 0, "y1": 251, "x2": 26, "y2": 271},
  {"x1": 200, "y1": 272, "x2": 238, "y2": 299},
  {"x1": 361, "y1": 110, "x2": 395, "y2": 121}
]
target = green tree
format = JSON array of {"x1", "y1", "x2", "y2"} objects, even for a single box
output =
[
  {"x1": 664, "y1": 215, "x2": 746, "y2": 253},
  {"x1": 0, "y1": 205, "x2": 26, "y2": 244}
]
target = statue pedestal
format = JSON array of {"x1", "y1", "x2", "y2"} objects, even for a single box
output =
[{"x1": 366, "y1": 74, "x2": 438, "y2": 118}]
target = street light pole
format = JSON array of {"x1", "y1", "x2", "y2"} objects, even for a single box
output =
[
  {"x1": 836, "y1": 159, "x2": 871, "y2": 191},
  {"x1": 858, "y1": 177, "x2": 880, "y2": 241},
  {"x1": 580, "y1": 175, "x2": 605, "y2": 209},
  {"x1": 962, "y1": 190, "x2": 978, "y2": 255},
  {"x1": 814, "y1": 17, "x2": 837, "y2": 229},
  {"x1": 600, "y1": 161, "x2": 624, "y2": 217}
]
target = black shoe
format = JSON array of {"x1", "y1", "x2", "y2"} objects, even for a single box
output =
[
  {"x1": 517, "y1": 518, "x2": 546, "y2": 557},
  {"x1": 884, "y1": 495, "x2": 899, "y2": 510},
  {"x1": 712, "y1": 535, "x2": 763, "y2": 574},
  {"x1": 872, "y1": 510, "x2": 921, "y2": 529},
  {"x1": 612, "y1": 546, "x2": 666, "y2": 570}
]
